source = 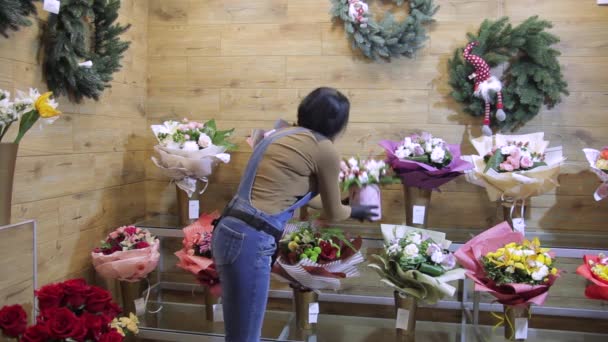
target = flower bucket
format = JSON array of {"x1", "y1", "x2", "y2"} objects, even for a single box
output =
[
  {"x1": 0, "y1": 143, "x2": 18, "y2": 226},
  {"x1": 292, "y1": 286, "x2": 319, "y2": 331},
  {"x1": 349, "y1": 184, "x2": 382, "y2": 221},
  {"x1": 120, "y1": 281, "x2": 142, "y2": 316},
  {"x1": 394, "y1": 291, "x2": 417, "y2": 342},
  {"x1": 204, "y1": 285, "x2": 220, "y2": 322},
  {"x1": 403, "y1": 185, "x2": 432, "y2": 228},
  {"x1": 176, "y1": 181, "x2": 206, "y2": 226},
  {"x1": 503, "y1": 304, "x2": 530, "y2": 341}
]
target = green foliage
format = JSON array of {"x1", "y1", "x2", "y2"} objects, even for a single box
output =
[
  {"x1": 482, "y1": 257, "x2": 545, "y2": 285},
  {"x1": 201, "y1": 119, "x2": 237, "y2": 151},
  {"x1": 329, "y1": 0, "x2": 438, "y2": 60},
  {"x1": 448, "y1": 16, "x2": 569, "y2": 132},
  {"x1": 0, "y1": 0, "x2": 37, "y2": 37},
  {"x1": 43, "y1": 0, "x2": 130, "y2": 102}
]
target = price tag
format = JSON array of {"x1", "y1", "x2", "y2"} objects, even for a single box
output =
[
  {"x1": 515, "y1": 317, "x2": 528, "y2": 339},
  {"x1": 134, "y1": 297, "x2": 146, "y2": 316},
  {"x1": 213, "y1": 304, "x2": 224, "y2": 322},
  {"x1": 512, "y1": 218, "x2": 525, "y2": 235},
  {"x1": 43, "y1": 0, "x2": 61, "y2": 14},
  {"x1": 396, "y1": 308, "x2": 410, "y2": 330},
  {"x1": 188, "y1": 200, "x2": 199, "y2": 219},
  {"x1": 412, "y1": 205, "x2": 426, "y2": 225},
  {"x1": 308, "y1": 302, "x2": 319, "y2": 324}
]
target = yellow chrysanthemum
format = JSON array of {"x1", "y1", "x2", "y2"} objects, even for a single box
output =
[{"x1": 34, "y1": 92, "x2": 61, "y2": 118}]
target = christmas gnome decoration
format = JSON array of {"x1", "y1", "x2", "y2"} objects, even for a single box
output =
[
  {"x1": 463, "y1": 41, "x2": 507, "y2": 136},
  {"x1": 348, "y1": 0, "x2": 369, "y2": 27}
]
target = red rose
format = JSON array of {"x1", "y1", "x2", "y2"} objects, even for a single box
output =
[
  {"x1": 63, "y1": 279, "x2": 89, "y2": 308},
  {"x1": 103, "y1": 302, "x2": 123, "y2": 318},
  {"x1": 20, "y1": 324, "x2": 49, "y2": 342},
  {"x1": 46, "y1": 307, "x2": 83, "y2": 339},
  {"x1": 82, "y1": 312, "x2": 109, "y2": 340},
  {"x1": 134, "y1": 241, "x2": 149, "y2": 249},
  {"x1": 319, "y1": 240, "x2": 338, "y2": 261},
  {"x1": 36, "y1": 283, "x2": 65, "y2": 311},
  {"x1": 85, "y1": 286, "x2": 113, "y2": 313},
  {"x1": 124, "y1": 226, "x2": 137, "y2": 235},
  {"x1": 0, "y1": 304, "x2": 27, "y2": 337},
  {"x1": 98, "y1": 329, "x2": 124, "y2": 342}
]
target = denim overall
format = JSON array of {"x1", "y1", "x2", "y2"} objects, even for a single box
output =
[{"x1": 212, "y1": 128, "x2": 315, "y2": 342}]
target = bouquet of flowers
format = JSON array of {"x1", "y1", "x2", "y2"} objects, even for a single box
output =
[
  {"x1": 174, "y1": 212, "x2": 221, "y2": 297},
  {"x1": 272, "y1": 222, "x2": 364, "y2": 290},
  {"x1": 0, "y1": 279, "x2": 138, "y2": 341},
  {"x1": 92, "y1": 226, "x2": 160, "y2": 282},
  {"x1": 463, "y1": 132, "x2": 564, "y2": 201},
  {"x1": 368, "y1": 225, "x2": 466, "y2": 304},
  {"x1": 339, "y1": 157, "x2": 396, "y2": 221},
  {"x1": 576, "y1": 253, "x2": 608, "y2": 300},
  {"x1": 151, "y1": 118, "x2": 234, "y2": 197},
  {"x1": 455, "y1": 222, "x2": 560, "y2": 306},
  {"x1": 0, "y1": 88, "x2": 61, "y2": 143},
  {"x1": 583, "y1": 147, "x2": 608, "y2": 201},
  {"x1": 379, "y1": 132, "x2": 472, "y2": 190}
]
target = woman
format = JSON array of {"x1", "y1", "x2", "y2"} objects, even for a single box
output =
[{"x1": 211, "y1": 87, "x2": 376, "y2": 341}]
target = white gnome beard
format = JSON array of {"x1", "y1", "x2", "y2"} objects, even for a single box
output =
[{"x1": 474, "y1": 76, "x2": 502, "y2": 102}]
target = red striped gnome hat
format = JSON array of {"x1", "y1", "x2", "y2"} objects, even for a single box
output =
[{"x1": 463, "y1": 41, "x2": 507, "y2": 136}]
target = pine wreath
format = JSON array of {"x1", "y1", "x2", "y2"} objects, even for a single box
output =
[
  {"x1": 448, "y1": 16, "x2": 569, "y2": 133},
  {"x1": 329, "y1": 0, "x2": 438, "y2": 60},
  {"x1": 0, "y1": 0, "x2": 38, "y2": 37},
  {"x1": 43, "y1": 0, "x2": 131, "y2": 102}
]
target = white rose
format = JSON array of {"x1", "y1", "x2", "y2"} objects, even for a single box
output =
[
  {"x1": 425, "y1": 142, "x2": 433, "y2": 153},
  {"x1": 387, "y1": 243, "x2": 401, "y2": 256},
  {"x1": 500, "y1": 145, "x2": 516, "y2": 155},
  {"x1": 164, "y1": 140, "x2": 181, "y2": 150},
  {"x1": 182, "y1": 141, "x2": 200, "y2": 151},
  {"x1": 403, "y1": 137, "x2": 412, "y2": 147},
  {"x1": 216, "y1": 153, "x2": 231, "y2": 163},
  {"x1": 404, "y1": 243, "x2": 419, "y2": 257},
  {"x1": 409, "y1": 233, "x2": 422, "y2": 245},
  {"x1": 198, "y1": 133, "x2": 212, "y2": 148},
  {"x1": 432, "y1": 138, "x2": 444, "y2": 147},
  {"x1": 348, "y1": 157, "x2": 358, "y2": 167},
  {"x1": 358, "y1": 171, "x2": 369, "y2": 184},
  {"x1": 395, "y1": 148, "x2": 411, "y2": 159},
  {"x1": 431, "y1": 251, "x2": 445, "y2": 264},
  {"x1": 531, "y1": 265, "x2": 549, "y2": 281},
  {"x1": 430, "y1": 146, "x2": 446, "y2": 163},
  {"x1": 348, "y1": 173, "x2": 355, "y2": 180}
]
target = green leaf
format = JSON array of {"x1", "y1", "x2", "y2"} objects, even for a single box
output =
[{"x1": 484, "y1": 151, "x2": 504, "y2": 173}]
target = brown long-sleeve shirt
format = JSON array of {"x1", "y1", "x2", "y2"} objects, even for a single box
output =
[{"x1": 250, "y1": 128, "x2": 351, "y2": 221}]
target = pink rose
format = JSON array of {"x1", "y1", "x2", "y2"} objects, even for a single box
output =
[
  {"x1": 188, "y1": 122, "x2": 197, "y2": 129},
  {"x1": 507, "y1": 155, "x2": 520, "y2": 169},
  {"x1": 109, "y1": 231, "x2": 118, "y2": 239},
  {"x1": 520, "y1": 155, "x2": 533, "y2": 168},
  {"x1": 500, "y1": 162, "x2": 514, "y2": 172}
]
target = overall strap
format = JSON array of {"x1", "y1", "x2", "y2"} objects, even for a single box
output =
[{"x1": 237, "y1": 127, "x2": 308, "y2": 202}]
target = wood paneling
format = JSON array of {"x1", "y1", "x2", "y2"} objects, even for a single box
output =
[
  {"x1": 146, "y1": 0, "x2": 608, "y2": 237},
  {"x1": 0, "y1": 0, "x2": 148, "y2": 296}
]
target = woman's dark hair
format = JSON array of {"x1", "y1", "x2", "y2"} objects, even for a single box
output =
[{"x1": 297, "y1": 87, "x2": 350, "y2": 139}]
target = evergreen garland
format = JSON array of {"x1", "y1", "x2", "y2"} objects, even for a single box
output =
[
  {"x1": 329, "y1": 0, "x2": 438, "y2": 60},
  {"x1": 448, "y1": 17, "x2": 569, "y2": 132},
  {"x1": 0, "y1": 0, "x2": 38, "y2": 37},
  {"x1": 43, "y1": 0, "x2": 130, "y2": 102}
]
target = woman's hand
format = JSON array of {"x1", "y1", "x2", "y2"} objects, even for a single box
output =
[{"x1": 350, "y1": 205, "x2": 378, "y2": 222}]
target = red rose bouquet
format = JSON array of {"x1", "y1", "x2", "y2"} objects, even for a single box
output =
[
  {"x1": 576, "y1": 254, "x2": 608, "y2": 300},
  {"x1": 174, "y1": 212, "x2": 221, "y2": 297},
  {"x1": 0, "y1": 279, "x2": 138, "y2": 341},
  {"x1": 92, "y1": 226, "x2": 160, "y2": 282},
  {"x1": 272, "y1": 222, "x2": 364, "y2": 290}
]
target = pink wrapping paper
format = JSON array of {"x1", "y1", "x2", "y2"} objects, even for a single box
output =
[
  {"x1": 349, "y1": 184, "x2": 382, "y2": 221},
  {"x1": 92, "y1": 241, "x2": 160, "y2": 282},
  {"x1": 576, "y1": 255, "x2": 608, "y2": 301},
  {"x1": 455, "y1": 222, "x2": 558, "y2": 306}
]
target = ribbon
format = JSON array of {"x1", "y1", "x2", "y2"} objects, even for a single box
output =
[
  {"x1": 142, "y1": 277, "x2": 163, "y2": 314},
  {"x1": 501, "y1": 194, "x2": 526, "y2": 233}
]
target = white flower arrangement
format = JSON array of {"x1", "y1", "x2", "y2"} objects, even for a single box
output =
[
  {"x1": 394, "y1": 132, "x2": 453, "y2": 167},
  {"x1": 338, "y1": 157, "x2": 395, "y2": 192}
]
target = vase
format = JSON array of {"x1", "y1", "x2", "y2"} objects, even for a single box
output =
[
  {"x1": 292, "y1": 286, "x2": 318, "y2": 331},
  {"x1": 120, "y1": 281, "x2": 142, "y2": 316},
  {"x1": 176, "y1": 181, "x2": 205, "y2": 227},
  {"x1": 0, "y1": 143, "x2": 18, "y2": 226},
  {"x1": 349, "y1": 184, "x2": 382, "y2": 221},
  {"x1": 394, "y1": 291, "x2": 417, "y2": 342},
  {"x1": 203, "y1": 286, "x2": 220, "y2": 322},
  {"x1": 503, "y1": 304, "x2": 530, "y2": 341},
  {"x1": 403, "y1": 185, "x2": 432, "y2": 228}
]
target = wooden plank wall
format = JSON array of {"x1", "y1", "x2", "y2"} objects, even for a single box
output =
[
  {"x1": 146, "y1": 0, "x2": 608, "y2": 234},
  {"x1": 0, "y1": 1, "x2": 149, "y2": 287}
]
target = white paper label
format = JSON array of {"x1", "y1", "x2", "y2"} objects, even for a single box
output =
[
  {"x1": 43, "y1": 0, "x2": 61, "y2": 14},
  {"x1": 213, "y1": 304, "x2": 224, "y2": 322},
  {"x1": 134, "y1": 297, "x2": 145, "y2": 316},
  {"x1": 308, "y1": 302, "x2": 319, "y2": 324},
  {"x1": 188, "y1": 200, "x2": 199, "y2": 219},
  {"x1": 515, "y1": 317, "x2": 528, "y2": 339},
  {"x1": 396, "y1": 308, "x2": 410, "y2": 330},
  {"x1": 512, "y1": 218, "x2": 525, "y2": 235},
  {"x1": 598, "y1": 0, "x2": 608, "y2": 5},
  {"x1": 412, "y1": 205, "x2": 426, "y2": 225}
]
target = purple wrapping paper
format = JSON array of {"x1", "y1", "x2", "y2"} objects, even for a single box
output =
[{"x1": 379, "y1": 140, "x2": 473, "y2": 190}]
